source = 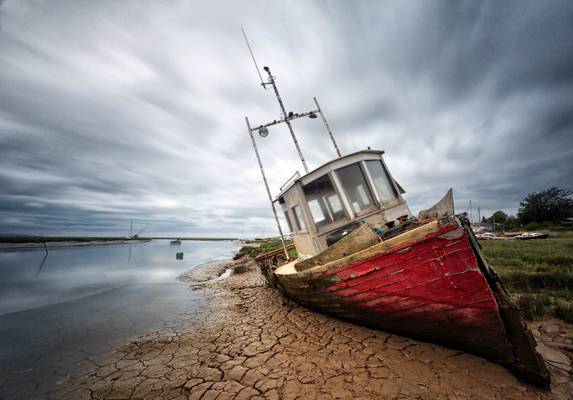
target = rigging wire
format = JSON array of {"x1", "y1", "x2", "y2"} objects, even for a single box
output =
[{"x1": 241, "y1": 27, "x2": 266, "y2": 89}]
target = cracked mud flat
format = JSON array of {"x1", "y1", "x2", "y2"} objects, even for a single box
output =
[{"x1": 46, "y1": 258, "x2": 572, "y2": 400}]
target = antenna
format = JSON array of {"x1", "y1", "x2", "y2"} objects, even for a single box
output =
[{"x1": 241, "y1": 27, "x2": 266, "y2": 89}]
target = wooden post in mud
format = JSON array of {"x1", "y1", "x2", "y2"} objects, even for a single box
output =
[{"x1": 245, "y1": 117, "x2": 290, "y2": 261}]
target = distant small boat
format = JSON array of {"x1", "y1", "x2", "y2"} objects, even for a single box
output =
[
  {"x1": 476, "y1": 232, "x2": 496, "y2": 240},
  {"x1": 475, "y1": 232, "x2": 508, "y2": 240},
  {"x1": 503, "y1": 231, "x2": 525, "y2": 238},
  {"x1": 170, "y1": 240, "x2": 182, "y2": 245},
  {"x1": 516, "y1": 232, "x2": 549, "y2": 240}
]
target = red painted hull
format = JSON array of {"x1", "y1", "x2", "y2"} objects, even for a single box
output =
[{"x1": 273, "y1": 222, "x2": 549, "y2": 386}]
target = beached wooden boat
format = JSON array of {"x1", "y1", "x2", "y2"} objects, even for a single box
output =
[
  {"x1": 255, "y1": 151, "x2": 549, "y2": 387},
  {"x1": 273, "y1": 217, "x2": 550, "y2": 386},
  {"x1": 243, "y1": 64, "x2": 549, "y2": 386}
]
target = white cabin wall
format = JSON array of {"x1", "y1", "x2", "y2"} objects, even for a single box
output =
[
  {"x1": 384, "y1": 203, "x2": 412, "y2": 222},
  {"x1": 280, "y1": 182, "x2": 319, "y2": 257},
  {"x1": 276, "y1": 150, "x2": 413, "y2": 257}
]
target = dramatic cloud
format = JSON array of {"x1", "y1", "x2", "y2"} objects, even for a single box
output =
[{"x1": 0, "y1": 0, "x2": 572, "y2": 236}]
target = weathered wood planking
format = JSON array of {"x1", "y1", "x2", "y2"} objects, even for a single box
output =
[
  {"x1": 294, "y1": 224, "x2": 380, "y2": 272},
  {"x1": 272, "y1": 221, "x2": 550, "y2": 387}
]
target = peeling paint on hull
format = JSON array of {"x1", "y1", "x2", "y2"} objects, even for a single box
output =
[{"x1": 274, "y1": 222, "x2": 550, "y2": 387}]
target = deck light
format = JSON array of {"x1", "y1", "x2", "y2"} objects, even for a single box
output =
[
  {"x1": 258, "y1": 127, "x2": 269, "y2": 137},
  {"x1": 308, "y1": 112, "x2": 318, "y2": 119}
]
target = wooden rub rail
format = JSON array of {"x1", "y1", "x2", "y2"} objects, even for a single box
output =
[{"x1": 255, "y1": 243, "x2": 295, "y2": 262}]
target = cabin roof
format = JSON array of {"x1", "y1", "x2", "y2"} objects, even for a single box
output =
[{"x1": 275, "y1": 149, "x2": 385, "y2": 200}]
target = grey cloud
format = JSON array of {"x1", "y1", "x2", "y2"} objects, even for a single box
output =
[{"x1": 0, "y1": 0, "x2": 572, "y2": 237}]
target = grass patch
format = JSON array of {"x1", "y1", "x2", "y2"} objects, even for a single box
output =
[
  {"x1": 555, "y1": 303, "x2": 573, "y2": 324},
  {"x1": 555, "y1": 230, "x2": 573, "y2": 238},
  {"x1": 237, "y1": 238, "x2": 296, "y2": 259},
  {"x1": 481, "y1": 238, "x2": 573, "y2": 297},
  {"x1": 481, "y1": 237, "x2": 573, "y2": 322},
  {"x1": 517, "y1": 294, "x2": 552, "y2": 320},
  {"x1": 524, "y1": 223, "x2": 573, "y2": 232}
]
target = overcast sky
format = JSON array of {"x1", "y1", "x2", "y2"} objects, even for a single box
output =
[{"x1": 1, "y1": 0, "x2": 572, "y2": 237}]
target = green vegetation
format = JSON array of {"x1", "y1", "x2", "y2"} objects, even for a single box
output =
[
  {"x1": 237, "y1": 237, "x2": 297, "y2": 260},
  {"x1": 522, "y1": 221, "x2": 573, "y2": 232},
  {"x1": 516, "y1": 293, "x2": 553, "y2": 320},
  {"x1": 555, "y1": 303, "x2": 573, "y2": 324},
  {"x1": 485, "y1": 210, "x2": 521, "y2": 231},
  {"x1": 489, "y1": 210, "x2": 508, "y2": 224},
  {"x1": 481, "y1": 238, "x2": 573, "y2": 294},
  {"x1": 481, "y1": 237, "x2": 573, "y2": 322},
  {"x1": 515, "y1": 294, "x2": 573, "y2": 324},
  {"x1": 518, "y1": 187, "x2": 573, "y2": 225}
]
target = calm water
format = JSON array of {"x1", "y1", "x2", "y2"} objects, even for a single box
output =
[{"x1": 0, "y1": 240, "x2": 238, "y2": 399}]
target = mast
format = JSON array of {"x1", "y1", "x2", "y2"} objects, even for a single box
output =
[
  {"x1": 240, "y1": 29, "x2": 342, "y2": 256},
  {"x1": 314, "y1": 96, "x2": 341, "y2": 157},
  {"x1": 241, "y1": 29, "x2": 341, "y2": 167},
  {"x1": 469, "y1": 200, "x2": 473, "y2": 224},
  {"x1": 245, "y1": 117, "x2": 290, "y2": 260},
  {"x1": 243, "y1": 65, "x2": 342, "y2": 259},
  {"x1": 262, "y1": 66, "x2": 308, "y2": 173}
]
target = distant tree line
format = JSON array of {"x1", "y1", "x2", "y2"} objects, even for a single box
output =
[
  {"x1": 518, "y1": 187, "x2": 573, "y2": 225},
  {"x1": 484, "y1": 187, "x2": 573, "y2": 230},
  {"x1": 483, "y1": 210, "x2": 520, "y2": 230}
]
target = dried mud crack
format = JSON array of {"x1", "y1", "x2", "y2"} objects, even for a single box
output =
[{"x1": 46, "y1": 258, "x2": 572, "y2": 400}]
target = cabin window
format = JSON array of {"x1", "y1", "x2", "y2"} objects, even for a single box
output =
[
  {"x1": 336, "y1": 163, "x2": 375, "y2": 214},
  {"x1": 292, "y1": 205, "x2": 306, "y2": 232},
  {"x1": 307, "y1": 199, "x2": 325, "y2": 223},
  {"x1": 303, "y1": 175, "x2": 346, "y2": 228},
  {"x1": 284, "y1": 211, "x2": 293, "y2": 233},
  {"x1": 365, "y1": 160, "x2": 397, "y2": 202}
]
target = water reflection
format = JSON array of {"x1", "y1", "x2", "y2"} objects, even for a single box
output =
[
  {"x1": 0, "y1": 240, "x2": 236, "y2": 315},
  {"x1": 0, "y1": 239, "x2": 237, "y2": 399},
  {"x1": 36, "y1": 251, "x2": 49, "y2": 277}
]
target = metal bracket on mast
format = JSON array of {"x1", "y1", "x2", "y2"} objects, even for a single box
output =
[
  {"x1": 255, "y1": 66, "x2": 343, "y2": 166},
  {"x1": 250, "y1": 110, "x2": 319, "y2": 132}
]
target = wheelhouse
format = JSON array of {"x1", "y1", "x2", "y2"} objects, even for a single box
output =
[{"x1": 277, "y1": 149, "x2": 411, "y2": 257}]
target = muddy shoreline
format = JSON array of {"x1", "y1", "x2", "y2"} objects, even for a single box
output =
[{"x1": 46, "y1": 257, "x2": 572, "y2": 400}]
